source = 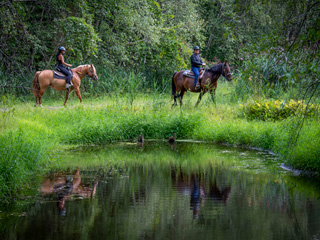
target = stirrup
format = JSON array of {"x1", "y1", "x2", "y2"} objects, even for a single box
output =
[{"x1": 66, "y1": 83, "x2": 73, "y2": 88}]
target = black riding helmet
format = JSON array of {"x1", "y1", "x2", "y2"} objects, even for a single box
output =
[
  {"x1": 194, "y1": 46, "x2": 200, "y2": 50},
  {"x1": 58, "y1": 46, "x2": 66, "y2": 52}
]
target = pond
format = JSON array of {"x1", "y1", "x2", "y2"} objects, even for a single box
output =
[{"x1": 1, "y1": 142, "x2": 320, "y2": 240}]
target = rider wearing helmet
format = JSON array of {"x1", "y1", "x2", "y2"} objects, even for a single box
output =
[
  {"x1": 56, "y1": 46, "x2": 73, "y2": 88},
  {"x1": 191, "y1": 46, "x2": 206, "y2": 90}
]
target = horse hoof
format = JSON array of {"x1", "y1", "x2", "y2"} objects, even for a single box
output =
[{"x1": 39, "y1": 104, "x2": 44, "y2": 108}]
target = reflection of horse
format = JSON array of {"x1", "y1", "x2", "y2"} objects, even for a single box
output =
[
  {"x1": 190, "y1": 179, "x2": 202, "y2": 219},
  {"x1": 31, "y1": 64, "x2": 98, "y2": 107},
  {"x1": 171, "y1": 62, "x2": 232, "y2": 106},
  {"x1": 208, "y1": 177, "x2": 231, "y2": 204},
  {"x1": 171, "y1": 171, "x2": 232, "y2": 218},
  {"x1": 40, "y1": 167, "x2": 98, "y2": 216},
  {"x1": 171, "y1": 173, "x2": 205, "y2": 219}
]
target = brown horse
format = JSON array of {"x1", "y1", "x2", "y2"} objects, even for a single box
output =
[
  {"x1": 31, "y1": 64, "x2": 98, "y2": 107},
  {"x1": 172, "y1": 62, "x2": 232, "y2": 106}
]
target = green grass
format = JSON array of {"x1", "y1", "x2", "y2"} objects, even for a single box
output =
[
  {"x1": 0, "y1": 81, "x2": 319, "y2": 198},
  {"x1": 0, "y1": 131, "x2": 50, "y2": 199}
]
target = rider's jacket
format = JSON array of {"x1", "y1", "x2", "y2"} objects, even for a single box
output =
[{"x1": 191, "y1": 54, "x2": 203, "y2": 68}]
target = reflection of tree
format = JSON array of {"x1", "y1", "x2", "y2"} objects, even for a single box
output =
[{"x1": 40, "y1": 167, "x2": 98, "y2": 216}]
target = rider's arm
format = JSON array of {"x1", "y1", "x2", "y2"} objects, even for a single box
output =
[
  {"x1": 198, "y1": 56, "x2": 205, "y2": 65},
  {"x1": 58, "y1": 54, "x2": 72, "y2": 67}
]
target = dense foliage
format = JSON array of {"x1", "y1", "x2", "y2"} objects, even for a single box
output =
[
  {"x1": 0, "y1": 0, "x2": 201, "y2": 76},
  {"x1": 0, "y1": 0, "x2": 319, "y2": 97}
]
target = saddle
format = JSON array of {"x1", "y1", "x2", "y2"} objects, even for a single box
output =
[
  {"x1": 53, "y1": 67, "x2": 73, "y2": 80},
  {"x1": 183, "y1": 69, "x2": 205, "y2": 80}
]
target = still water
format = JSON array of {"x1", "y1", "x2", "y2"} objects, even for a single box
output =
[{"x1": 1, "y1": 142, "x2": 320, "y2": 240}]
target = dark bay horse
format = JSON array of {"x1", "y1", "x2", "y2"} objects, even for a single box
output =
[
  {"x1": 31, "y1": 64, "x2": 98, "y2": 107},
  {"x1": 172, "y1": 62, "x2": 232, "y2": 106}
]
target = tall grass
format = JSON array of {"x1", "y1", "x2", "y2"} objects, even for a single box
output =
[
  {"x1": 230, "y1": 53, "x2": 318, "y2": 103},
  {"x1": 0, "y1": 130, "x2": 50, "y2": 199},
  {"x1": 2, "y1": 93, "x2": 319, "y2": 163}
]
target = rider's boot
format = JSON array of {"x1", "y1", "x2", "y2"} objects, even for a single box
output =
[
  {"x1": 66, "y1": 83, "x2": 73, "y2": 88},
  {"x1": 66, "y1": 81, "x2": 73, "y2": 88},
  {"x1": 195, "y1": 82, "x2": 200, "y2": 90}
]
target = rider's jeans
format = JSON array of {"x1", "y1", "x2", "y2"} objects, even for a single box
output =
[
  {"x1": 57, "y1": 65, "x2": 72, "y2": 84},
  {"x1": 191, "y1": 67, "x2": 200, "y2": 87}
]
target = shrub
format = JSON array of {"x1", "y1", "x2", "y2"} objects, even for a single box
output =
[{"x1": 240, "y1": 99, "x2": 319, "y2": 121}]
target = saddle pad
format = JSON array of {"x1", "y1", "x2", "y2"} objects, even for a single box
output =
[
  {"x1": 182, "y1": 69, "x2": 205, "y2": 80},
  {"x1": 53, "y1": 70, "x2": 73, "y2": 80},
  {"x1": 183, "y1": 70, "x2": 195, "y2": 79}
]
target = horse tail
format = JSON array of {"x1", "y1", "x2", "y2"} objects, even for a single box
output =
[
  {"x1": 171, "y1": 72, "x2": 177, "y2": 97},
  {"x1": 31, "y1": 71, "x2": 41, "y2": 95}
]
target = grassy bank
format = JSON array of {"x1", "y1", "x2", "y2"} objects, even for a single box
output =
[{"x1": 0, "y1": 83, "x2": 319, "y2": 198}]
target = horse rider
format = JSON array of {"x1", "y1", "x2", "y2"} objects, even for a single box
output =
[
  {"x1": 56, "y1": 46, "x2": 73, "y2": 88},
  {"x1": 191, "y1": 46, "x2": 206, "y2": 90}
]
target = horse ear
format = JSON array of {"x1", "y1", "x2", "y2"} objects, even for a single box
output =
[
  {"x1": 224, "y1": 62, "x2": 227, "y2": 66},
  {"x1": 90, "y1": 64, "x2": 93, "y2": 68}
]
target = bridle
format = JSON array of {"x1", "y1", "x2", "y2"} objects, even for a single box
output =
[
  {"x1": 88, "y1": 67, "x2": 94, "y2": 78},
  {"x1": 77, "y1": 65, "x2": 96, "y2": 79},
  {"x1": 222, "y1": 66, "x2": 232, "y2": 80}
]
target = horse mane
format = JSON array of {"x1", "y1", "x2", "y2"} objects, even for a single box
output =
[
  {"x1": 73, "y1": 64, "x2": 89, "y2": 71},
  {"x1": 207, "y1": 63, "x2": 223, "y2": 74}
]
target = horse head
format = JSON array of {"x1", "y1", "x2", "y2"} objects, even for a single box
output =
[
  {"x1": 88, "y1": 64, "x2": 98, "y2": 81},
  {"x1": 222, "y1": 62, "x2": 232, "y2": 81}
]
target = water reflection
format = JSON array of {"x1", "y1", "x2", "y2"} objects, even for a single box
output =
[
  {"x1": 1, "y1": 142, "x2": 320, "y2": 240},
  {"x1": 40, "y1": 167, "x2": 98, "y2": 216},
  {"x1": 169, "y1": 142, "x2": 177, "y2": 151},
  {"x1": 190, "y1": 179, "x2": 202, "y2": 219},
  {"x1": 172, "y1": 171, "x2": 231, "y2": 219},
  {"x1": 208, "y1": 177, "x2": 231, "y2": 204}
]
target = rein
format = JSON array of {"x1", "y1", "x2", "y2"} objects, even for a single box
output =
[
  {"x1": 77, "y1": 70, "x2": 95, "y2": 80},
  {"x1": 74, "y1": 66, "x2": 89, "y2": 77},
  {"x1": 72, "y1": 65, "x2": 97, "y2": 80},
  {"x1": 200, "y1": 69, "x2": 206, "y2": 79},
  {"x1": 76, "y1": 71, "x2": 85, "y2": 76}
]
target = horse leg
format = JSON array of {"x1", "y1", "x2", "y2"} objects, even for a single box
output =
[
  {"x1": 38, "y1": 87, "x2": 47, "y2": 108},
  {"x1": 172, "y1": 93, "x2": 178, "y2": 107},
  {"x1": 34, "y1": 95, "x2": 39, "y2": 107},
  {"x1": 195, "y1": 92, "x2": 203, "y2": 107},
  {"x1": 210, "y1": 88, "x2": 216, "y2": 105},
  {"x1": 74, "y1": 88, "x2": 83, "y2": 103},
  {"x1": 179, "y1": 90, "x2": 185, "y2": 106},
  {"x1": 33, "y1": 89, "x2": 41, "y2": 107},
  {"x1": 64, "y1": 91, "x2": 70, "y2": 106}
]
